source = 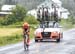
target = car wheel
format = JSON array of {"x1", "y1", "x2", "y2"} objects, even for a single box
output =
[
  {"x1": 40, "y1": 39, "x2": 43, "y2": 42},
  {"x1": 56, "y1": 38, "x2": 60, "y2": 42},
  {"x1": 35, "y1": 39, "x2": 38, "y2": 42},
  {"x1": 61, "y1": 33, "x2": 63, "y2": 38}
]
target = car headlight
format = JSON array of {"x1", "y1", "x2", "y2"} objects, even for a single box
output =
[
  {"x1": 35, "y1": 32, "x2": 41, "y2": 36},
  {"x1": 53, "y1": 31, "x2": 59, "y2": 34}
]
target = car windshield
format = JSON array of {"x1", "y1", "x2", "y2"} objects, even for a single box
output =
[{"x1": 39, "y1": 21, "x2": 59, "y2": 28}]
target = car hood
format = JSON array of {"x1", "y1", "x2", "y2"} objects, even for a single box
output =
[{"x1": 34, "y1": 28, "x2": 62, "y2": 34}]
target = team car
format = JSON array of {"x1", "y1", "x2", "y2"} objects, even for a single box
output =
[{"x1": 34, "y1": 21, "x2": 63, "y2": 42}]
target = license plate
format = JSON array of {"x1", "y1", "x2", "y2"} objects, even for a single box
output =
[{"x1": 44, "y1": 32, "x2": 48, "y2": 35}]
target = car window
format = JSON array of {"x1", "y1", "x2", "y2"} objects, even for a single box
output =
[
  {"x1": 54, "y1": 23, "x2": 59, "y2": 28},
  {"x1": 48, "y1": 22, "x2": 54, "y2": 27},
  {"x1": 39, "y1": 21, "x2": 59, "y2": 28}
]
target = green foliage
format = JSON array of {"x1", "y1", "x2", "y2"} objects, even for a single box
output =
[
  {"x1": 0, "y1": 18, "x2": 4, "y2": 25},
  {"x1": 12, "y1": 5, "x2": 27, "y2": 21},
  {"x1": 0, "y1": 34, "x2": 22, "y2": 46},
  {"x1": 60, "y1": 18, "x2": 74, "y2": 29},
  {"x1": 0, "y1": 5, "x2": 27, "y2": 25},
  {"x1": 24, "y1": 15, "x2": 39, "y2": 24},
  {"x1": 0, "y1": 28, "x2": 35, "y2": 46},
  {"x1": 67, "y1": 16, "x2": 75, "y2": 24},
  {"x1": 0, "y1": 5, "x2": 39, "y2": 26}
]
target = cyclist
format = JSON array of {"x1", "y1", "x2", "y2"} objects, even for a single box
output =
[{"x1": 23, "y1": 22, "x2": 30, "y2": 47}]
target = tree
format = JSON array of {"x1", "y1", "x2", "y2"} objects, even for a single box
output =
[
  {"x1": 12, "y1": 5, "x2": 27, "y2": 21},
  {"x1": 24, "y1": 15, "x2": 39, "y2": 24},
  {"x1": 2, "y1": 5, "x2": 27, "y2": 25},
  {"x1": 67, "y1": 16, "x2": 75, "y2": 24}
]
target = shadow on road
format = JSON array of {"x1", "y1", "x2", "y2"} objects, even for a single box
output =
[
  {"x1": 24, "y1": 50, "x2": 29, "y2": 54},
  {"x1": 36, "y1": 40, "x2": 60, "y2": 43}
]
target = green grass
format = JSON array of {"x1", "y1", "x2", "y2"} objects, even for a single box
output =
[
  {"x1": 0, "y1": 28, "x2": 22, "y2": 37},
  {"x1": 0, "y1": 34, "x2": 22, "y2": 46},
  {"x1": 0, "y1": 24, "x2": 38, "y2": 28},
  {"x1": 0, "y1": 27, "x2": 35, "y2": 46},
  {"x1": 60, "y1": 19, "x2": 74, "y2": 30}
]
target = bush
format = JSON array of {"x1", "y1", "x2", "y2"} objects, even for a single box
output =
[
  {"x1": 24, "y1": 15, "x2": 39, "y2": 24},
  {"x1": 0, "y1": 27, "x2": 35, "y2": 46},
  {"x1": 11, "y1": 5, "x2": 27, "y2": 21},
  {"x1": 0, "y1": 18, "x2": 4, "y2": 25},
  {"x1": 67, "y1": 16, "x2": 75, "y2": 24},
  {"x1": 0, "y1": 34, "x2": 22, "y2": 46},
  {"x1": 60, "y1": 18, "x2": 74, "y2": 29},
  {"x1": 0, "y1": 5, "x2": 27, "y2": 25}
]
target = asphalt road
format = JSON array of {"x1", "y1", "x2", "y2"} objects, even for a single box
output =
[{"x1": 0, "y1": 29, "x2": 75, "y2": 54}]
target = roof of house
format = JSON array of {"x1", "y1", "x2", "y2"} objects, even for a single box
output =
[{"x1": 1, "y1": 5, "x2": 16, "y2": 11}]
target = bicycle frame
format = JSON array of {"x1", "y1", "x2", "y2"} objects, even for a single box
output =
[{"x1": 24, "y1": 33, "x2": 29, "y2": 50}]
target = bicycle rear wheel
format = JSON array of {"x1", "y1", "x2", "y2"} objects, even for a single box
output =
[{"x1": 24, "y1": 35, "x2": 29, "y2": 50}]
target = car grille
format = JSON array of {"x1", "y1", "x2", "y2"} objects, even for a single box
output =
[{"x1": 41, "y1": 32, "x2": 51, "y2": 38}]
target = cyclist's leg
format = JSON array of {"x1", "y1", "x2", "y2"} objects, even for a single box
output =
[
  {"x1": 23, "y1": 34, "x2": 26, "y2": 44},
  {"x1": 24, "y1": 34, "x2": 29, "y2": 51},
  {"x1": 24, "y1": 33, "x2": 28, "y2": 50},
  {"x1": 27, "y1": 32, "x2": 30, "y2": 46},
  {"x1": 24, "y1": 38, "x2": 26, "y2": 50}
]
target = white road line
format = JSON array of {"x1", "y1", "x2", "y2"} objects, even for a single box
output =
[
  {"x1": 5, "y1": 43, "x2": 36, "y2": 54},
  {"x1": 0, "y1": 40, "x2": 34, "y2": 52}
]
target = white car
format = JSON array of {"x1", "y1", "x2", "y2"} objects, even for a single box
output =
[{"x1": 34, "y1": 21, "x2": 63, "y2": 42}]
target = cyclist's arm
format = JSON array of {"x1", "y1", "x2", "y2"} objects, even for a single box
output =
[{"x1": 22, "y1": 26, "x2": 25, "y2": 35}]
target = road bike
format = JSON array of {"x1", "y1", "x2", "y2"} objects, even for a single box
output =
[{"x1": 24, "y1": 32, "x2": 29, "y2": 51}]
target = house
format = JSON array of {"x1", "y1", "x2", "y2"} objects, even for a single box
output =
[{"x1": 0, "y1": 5, "x2": 16, "y2": 17}]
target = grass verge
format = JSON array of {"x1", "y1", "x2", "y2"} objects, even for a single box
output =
[
  {"x1": 0, "y1": 34, "x2": 22, "y2": 46},
  {"x1": 60, "y1": 19, "x2": 75, "y2": 30},
  {"x1": 0, "y1": 28, "x2": 35, "y2": 46}
]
